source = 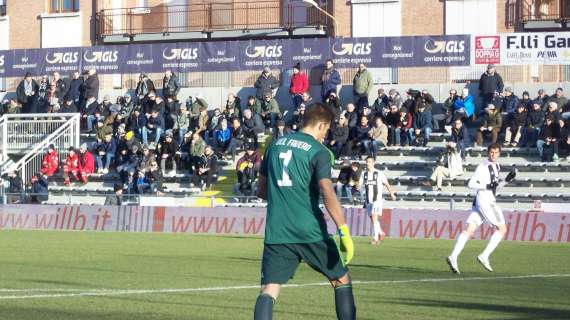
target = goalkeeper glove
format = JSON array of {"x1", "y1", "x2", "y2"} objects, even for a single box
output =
[
  {"x1": 338, "y1": 224, "x2": 354, "y2": 265},
  {"x1": 505, "y1": 170, "x2": 517, "y2": 183}
]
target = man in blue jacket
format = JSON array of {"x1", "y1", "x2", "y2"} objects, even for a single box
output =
[{"x1": 321, "y1": 59, "x2": 342, "y2": 101}]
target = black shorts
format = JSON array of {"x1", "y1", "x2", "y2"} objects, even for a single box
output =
[{"x1": 260, "y1": 237, "x2": 348, "y2": 285}]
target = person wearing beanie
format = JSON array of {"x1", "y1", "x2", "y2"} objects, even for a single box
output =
[
  {"x1": 40, "y1": 144, "x2": 59, "y2": 177},
  {"x1": 289, "y1": 62, "x2": 309, "y2": 110},
  {"x1": 16, "y1": 72, "x2": 39, "y2": 114},
  {"x1": 254, "y1": 66, "x2": 280, "y2": 100}
]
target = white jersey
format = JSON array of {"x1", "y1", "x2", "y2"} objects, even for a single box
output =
[
  {"x1": 467, "y1": 160, "x2": 505, "y2": 227},
  {"x1": 359, "y1": 168, "x2": 388, "y2": 205}
]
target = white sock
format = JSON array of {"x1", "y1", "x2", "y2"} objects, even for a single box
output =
[
  {"x1": 480, "y1": 231, "x2": 503, "y2": 260},
  {"x1": 450, "y1": 232, "x2": 469, "y2": 260},
  {"x1": 373, "y1": 220, "x2": 381, "y2": 241}
]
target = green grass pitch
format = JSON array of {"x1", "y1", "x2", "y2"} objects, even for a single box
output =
[{"x1": 0, "y1": 230, "x2": 569, "y2": 319}]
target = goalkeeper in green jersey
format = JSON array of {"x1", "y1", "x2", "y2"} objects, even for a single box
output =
[{"x1": 254, "y1": 103, "x2": 356, "y2": 320}]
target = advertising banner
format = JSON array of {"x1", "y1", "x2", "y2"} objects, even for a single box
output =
[
  {"x1": 500, "y1": 32, "x2": 570, "y2": 65},
  {"x1": 1, "y1": 205, "x2": 568, "y2": 243}
]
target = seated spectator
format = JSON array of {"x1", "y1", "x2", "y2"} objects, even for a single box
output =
[
  {"x1": 137, "y1": 144, "x2": 156, "y2": 174},
  {"x1": 501, "y1": 87, "x2": 519, "y2": 119},
  {"x1": 372, "y1": 88, "x2": 389, "y2": 116},
  {"x1": 63, "y1": 147, "x2": 80, "y2": 186},
  {"x1": 105, "y1": 184, "x2": 124, "y2": 206},
  {"x1": 410, "y1": 102, "x2": 432, "y2": 146},
  {"x1": 328, "y1": 115, "x2": 349, "y2": 158},
  {"x1": 537, "y1": 116, "x2": 560, "y2": 162},
  {"x1": 335, "y1": 161, "x2": 361, "y2": 203},
  {"x1": 259, "y1": 92, "x2": 281, "y2": 130},
  {"x1": 40, "y1": 144, "x2": 59, "y2": 177},
  {"x1": 164, "y1": 96, "x2": 180, "y2": 127},
  {"x1": 558, "y1": 133, "x2": 570, "y2": 161},
  {"x1": 228, "y1": 118, "x2": 245, "y2": 158},
  {"x1": 242, "y1": 108, "x2": 265, "y2": 136},
  {"x1": 137, "y1": 161, "x2": 164, "y2": 195},
  {"x1": 77, "y1": 143, "x2": 95, "y2": 184},
  {"x1": 548, "y1": 88, "x2": 568, "y2": 114},
  {"x1": 450, "y1": 88, "x2": 475, "y2": 125},
  {"x1": 388, "y1": 89, "x2": 403, "y2": 109},
  {"x1": 476, "y1": 104, "x2": 502, "y2": 147},
  {"x1": 368, "y1": 117, "x2": 388, "y2": 155},
  {"x1": 4, "y1": 170, "x2": 24, "y2": 203},
  {"x1": 520, "y1": 91, "x2": 533, "y2": 110},
  {"x1": 291, "y1": 104, "x2": 306, "y2": 131},
  {"x1": 196, "y1": 105, "x2": 209, "y2": 136},
  {"x1": 82, "y1": 95, "x2": 98, "y2": 132},
  {"x1": 347, "y1": 115, "x2": 371, "y2": 157},
  {"x1": 95, "y1": 119, "x2": 113, "y2": 143},
  {"x1": 398, "y1": 107, "x2": 413, "y2": 146},
  {"x1": 522, "y1": 101, "x2": 545, "y2": 148},
  {"x1": 233, "y1": 144, "x2": 261, "y2": 200},
  {"x1": 157, "y1": 131, "x2": 178, "y2": 176},
  {"x1": 127, "y1": 108, "x2": 147, "y2": 139},
  {"x1": 119, "y1": 94, "x2": 134, "y2": 120},
  {"x1": 344, "y1": 103, "x2": 358, "y2": 130},
  {"x1": 116, "y1": 143, "x2": 140, "y2": 191},
  {"x1": 559, "y1": 119, "x2": 569, "y2": 149},
  {"x1": 214, "y1": 119, "x2": 232, "y2": 158},
  {"x1": 206, "y1": 108, "x2": 223, "y2": 140},
  {"x1": 450, "y1": 118, "x2": 470, "y2": 159},
  {"x1": 59, "y1": 97, "x2": 78, "y2": 114},
  {"x1": 191, "y1": 145, "x2": 218, "y2": 191},
  {"x1": 423, "y1": 145, "x2": 464, "y2": 191},
  {"x1": 4, "y1": 98, "x2": 22, "y2": 114},
  {"x1": 442, "y1": 89, "x2": 459, "y2": 125},
  {"x1": 95, "y1": 134, "x2": 117, "y2": 174},
  {"x1": 504, "y1": 104, "x2": 527, "y2": 147},
  {"x1": 225, "y1": 93, "x2": 241, "y2": 119},
  {"x1": 245, "y1": 95, "x2": 260, "y2": 114},
  {"x1": 30, "y1": 172, "x2": 49, "y2": 204},
  {"x1": 189, "y1": 132, "x2": 207, "y2": 173},
  {"x1": 325, "y1": 92, "x2": 342, "y2": 119},
  {"x1": 535, "y1": 88, "x2": 549, "y2": 109},
  {"x1": 172, "y1": 104, "x2": 190, "y2": 145},
  {"x1": 272, "y1": 119, "x2": 292, "y2": 140},
  {"x1": 385, "y1": 105, "x2": 400, "y2": 146},
  {"x1": 546, "y1": 101, "x2": 562, "y2": 123},
  {"x1": 142, "y1": 110, "x2": 164, "y2": 145}
]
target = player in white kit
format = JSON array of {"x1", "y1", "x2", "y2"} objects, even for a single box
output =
[
  {"x1": 359, "y1": 156, "x2": 397, "y2": 245},
  {"x1": 447, "y1": 143, "x2": 516, "y2": 273}
]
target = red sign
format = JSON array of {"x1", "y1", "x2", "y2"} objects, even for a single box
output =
[{"x1": 475, "y1": 36, "x2": 500, "y2": 64}]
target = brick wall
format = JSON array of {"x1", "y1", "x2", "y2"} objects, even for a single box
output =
[
  {"x1": 7, "y1": 0, "x2": 44, "y2": 49},
  {"x1": 401, "y1": 0, "x2": 444, "y2": 36}
]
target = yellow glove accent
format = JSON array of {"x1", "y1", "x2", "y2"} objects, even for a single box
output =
[{"x1": 338, "y1": 224, "x2": 354, "y2": 265}]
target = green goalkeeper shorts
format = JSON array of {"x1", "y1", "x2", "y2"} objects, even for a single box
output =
[{"x1": 260, "y1": 238, "x2": 349, "y2": 285}]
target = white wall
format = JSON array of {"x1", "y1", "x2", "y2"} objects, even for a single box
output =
[
  {"x1": 40, "y1": 12, "x2": 83, "y2": 48},
  {"x1": 445, "y1": 0, "x2": 497, "y2": 35},
  {"x1": 0, "y1": 16, "x2": 8, "y2": 50},
  {"x1": 352, "y1": 0, "x2": 401, "y2": 37}
]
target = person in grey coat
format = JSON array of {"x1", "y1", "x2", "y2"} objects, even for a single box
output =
[{"x1": 254, "y1": 66, "x2": 280, "y2": 100}]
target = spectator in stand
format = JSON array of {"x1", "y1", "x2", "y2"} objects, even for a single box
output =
[
  {"x1": 245, "y1": 95, "x2": 260, "y2": 114},
  {"x1": 450, "y1": 118, "x2": 470, "y2": 159},
  {"x1": 476, "y1": 104, "x2": 502, "y2": 146},
  {"x1": 504, "y1": 104, "x2": 527, "y2": 147},
  {"x1": 191, "y1": 145, "x2": 218, "y2": 191},
  {"x1": 442, "y1": 89, "x2": 458, "y2": 124},
  {"x1": 344, "y1": 103, "x2": 358, "y2": 130},
  {"x1": 157, "y1": 131, "x2": 178, "y2": 176},
  {"x1": 206, "y1": 108, "x2": 224, "y2": 140},
  {"x1": 272, "y1": 119, "x2": 292, "y2": 141},
  {"x1": 16, "y1": 72, "x2": 39, "y2": 114},
  {"x1": 82, "y1": 68, "x2": 99, "y2": 103},
  {"x1": 372, "y1": 88, "x2": 389, "y2": 116},
  {"x1": 479, "y1": 64, "x2": 504, "y2": 106},
  {"x1": 228, "y1": 118, "x2": 245, "y2": 158},
  {"x1": 242, "y1": 108, "x2": 265, "y2": 136},
  {"x1": 30, "y1": 172, "x2": 49, "y2": 204},
  {"x1": 537, "y1": 116, "x2": 560, "y2": 162},
  {"x1": 411, "y1": 102, "x2": 433, "y2": 146},
  {"x1": 225, "y1": 93, "x2": 241, "y2": 119},
  {"x1": 368, "y1": 117, "x2": 388, "y2": 156},
  {"x1": 399, "y1": 107, "x2": 414, "y2": 146},
  {"x1": 422, "y1": 145, "x2": 464, "y2": 191},
  {"x1": 40, "y1": 144, "x2": 59, "y2": 178},
  {"x1": 118, "y1": 94, "x2": 134, "y2": 120},
  {"x1": 325, "y1": 92, "x2": 342, "y2": 119},
  {"x1": 289, "y1": 62, "x2": 309, "y2": 109},
  {"x1": 95, "y1": 119, "x2": 113, "y2": 144},
  {"x1": 291, "y1": 104, "x2": 306, "y2": 132},
  {"x1": 335, "y1": 161, "x2": 361, "y2": 203},
  {"x1": 402, "y1": 89, "x2": 418, "y2": 115},
  {"x1": 214, "y1": 118, "x2": 232, "y2": 158},
  {"x1": 142, "y1": 91, "x2": 157, "y2": 116},
  {"x1": 142, "y1": 110, "x2": 164, "y2": 145},
  {"x1": 82, "y1": 95, "x2": 98, "y2": 132},
  {"x1": 105, "y1": 184, "x2": 124, "y2": 206},
  {"x1": 189, "y1": 132, "x2": 207, "y2": 172},
  {"x1": 450, "y1": 88, "x2": 475, "y2": 125},
  {"x1": 37, "y1": 75, "x2": 50, "y2": 109},
  {"x1": 195, "y1": 104, "x2": 209, "y2": 136},
  {"x1": 127, "y1": 107, "x2": 147, "y2": 139},
  {"x1": 347, "y1": 115, "x2": 371, "y2": 157},
  {"x1": 548, "y1": 88, "x2": 568, "y2": 113},
  {"x1": 188, "y1": 97, "x2": 207, "y2": 129},
  {"x1": 77, "y1": 143, "x2": 95, "y2": 183},
  {"x1": 546, "y1": 101, "x2": 562, "y2": 123},
  {"x1": 51, "y1": 72, "x2": 67, "y2": 104},
  {"x1": 62, "y1": 147, "x2": 80, "y2": 186},
  {"x1": 536, "y1": 89, "x2": 549, "y2": 109},
  {"x1": 164, "y1": 96, "x2": 180, "y2": 129},
  {"x1": 116, "y1": 134, "x2": 141, "y2": 188},
  {"x1": 298, "y1": 92, "x2": 314, "y2": 110},
  {"x1": 385, "y1": 104, "x2": 400, "y2": 146},
  {"x1": 137, "y1": 161, "x2": 164, "y2": 195},
  {"x1": 4, "y1": 171, "x2": 24, "y2": 204},
  {"x1": 65, "y1": 71, "x2": 83, "y2": 105},
  {"x1": 353, "y1": 63, "x2": 373, "y2": 111},
  {"x1": 254, "y1": 66, "x2": 280, "y2": 100},
  {"x1": 95, "y1": 134, "x2": 117, "y2": 174},
  {"x1": 59, "y1": 97, "x2": 77, "y2": 114},
  {"x1": 388, "y1": 89, "x2": 403, "y2": 109},
  {"x1": 558, "y1": 132, "x2": 570, "y2": 161},
  {"x1": 321, "y1": 59, "x2": 341, "y2": 101},
  {"x1": 135, "y1": 73, "x2": 155, "y2": 101},
  {"x1": 520, "y1": 91, "x2": 533, "y2": 110},
  {"x1": 522, "y1": 101, "x2": 545, "y2": 148},
  {"x1": 162, "y1": 70, "x2": 180, "y2": 99},
  {"x1": 328, "y1": 114, "x2": 349, "y2": 157},
  {"x1": 259, "y1": 92, "x2": 281, "y2": 130},
  {"x1": 4, "y1": 98, "x2": 22, "y2": 114},
  {"x1": 233, "y1": 144, "x2": 261, "y2": 200},
  {"x1": 137, "y1": 144, "x2": 156, "y2": 172},
  {"x1": 501, "y1": 87, "x2": 519, "y2": 121},
  {"x1": 171, "y1": 104, "x2": 190, "y2": 145}
]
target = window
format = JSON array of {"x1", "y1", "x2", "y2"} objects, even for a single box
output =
[
  {"x1": 445, "y1": 0, "x2": 497, "y2": 35},
  {"x1": 352, "y1": 0, "x2": 401, "y2": 37},
  {"x1": 50, "y1": 0, "x2": 79, "y2": 13}
]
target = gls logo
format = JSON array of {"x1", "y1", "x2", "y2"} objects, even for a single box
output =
[
  {"x1": 0, "y1": 55, "x2": 4, "y2": 67},
  {"x1": 162, "y1": 48, "x2": 198, "y2": 60},
  {"x1": 245, "y1": 45, "x2": 282, "y2": 58},
  {"x1": 424, "y1": 40, "x2": 465, "y2": 54},
  {"x1": 332, "y1": 43, "x2": 372, "y2": 56},
  {"x1": 46, "y1": 52, "x2": 79, "y2": 64},
  {"x1": 83, "y1": 50, "x2": 119, "y2": 63}
]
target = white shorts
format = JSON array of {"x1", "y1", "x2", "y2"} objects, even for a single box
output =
[
  {"x1": 467, "y1": 201, "x2": 505, "y2": 227},
  {"x1": 365, "y1": 203, "x2": 383, "y2": 216}
]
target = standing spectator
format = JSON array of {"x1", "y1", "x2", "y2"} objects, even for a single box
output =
[
  {"x1": 77, "y1": 143, "x2": 95, "y2": 184},
  {"x1": 157, "y1": 132, "x2": 178, "y2": 176},
  {"x1": 142, "y1": 110, "x2": 164, "y2": 145},
  {"x1": 254, "y1": 66, "x2": 280, "y2": 100},
  {"x1": 411, "y1": 102, "x2": 433, "y2": 146},
  {"x1": 225, "y1": 93, "x2": 241, "y2": 119},
  {"x1": 353, "y1": 63, "x2": 373, "y2": 111},
  {"x1": 476, "y1": 104, "x2": 502, "y2": 147},
  {"x1": 162, "y1": 70, "x2": 180, "y2": 99},
  {"x1": 233, "y1": 144, "x2": 261, "y2": 200},
  {"x1": 37, "y1": 75, "x2": 50, "y2": 108},
  {"x1": 320, "y1": 59, "x2": 341, "y2": 101},
  {"x1": 325, "y1": 92, "x2": 342, "y2": 118},
  {"x1": 82, "y1": 95, "x2": 98, "y2": 132},
  {"x1": 30, "y1": 173, "x2": 49, "y2": 204},
  {"x1": 40, "y1": 144, "x2": 59, "y2": 177},
  {"x1": 504, "y1": 104, "x2": 527, "y2": 147},
  {"x1": 83, "y1": 68, "x2": 100, "y2": 102},
  {"x1": 523, "y1": 101, "x2": 545, "y2": 148},
  {"x1": 4, "y1": 171, "x2": 24, "y2": 204},
  {"x1": 214, "y1": 118, "x2": 232, "y2": 158},
  {"x1": 66, "y1": 71, "x2": 83, "y2": 105},
  {"x1": 51, "y1": 72, "x2": 67, "y2": 104},
  {"x1": 335, "y1": 161, "x2": 361, "y2": 204},
  {"x1": 62, "y1": 147, "x2": 80, "y2": 186},
  {"x1": 478, "y1": 64, "x2": 504, "y2": 106},
  {"x1": 172, "y1": 104, "x2": 190, "y2": 145},
  {"x1": 135, "y1": 73, "x2": 155, "y2": 101},
  {"x1": 242, "y1": 108, "x2": 265, "y2": 136},
  {"x1": 16, "y1": 73, "x2": 39, "y2": 114},
  {"x1": 548, "y1": 88, "x2": 568, "y2": 114},
  {"x1": 537, "y1": 116, "x2": 560, "y2": 162},
  {"x1": 347, "y1": 115, "x2": 371, "y2": 157},
  {"x1": 328, "y1": 115, "x2": 349, "y2": 157},
  {"x1": 372, "y1": 88, "x2": 389, "y2": 116},
  {"x1": 95, "y1": 134, "x2": 117, "y2": 174},
  {"x1": 450, "y1": 118, "x2": 470, "y2": 159},
  {"x1": 259, "y1": 93, "x2": 281, "y2": 130},
  {"x1": 289, "y1": 62, "x2": 309, "y2": 109},
  {"x1": 368, "y1": 117, "x2": 388, "y2": 155},
  {"x1": 191, "y1": 145, "x2": 218, "y2": 191}
]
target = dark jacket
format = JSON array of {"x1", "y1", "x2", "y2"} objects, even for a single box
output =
[
  {"x1": 242, "y1": 114, "x2": 265, "y2": 134},
  {"x1": 345, "y1": 111, "x2": 359, "y2": 129},
  {"x1": 66, "y1": 78, "x2": 83, "y2": 102},
  {"x1": 31, "y1": 175, "x2": 49, "y2": 203},
  {"x1": 82, "y1": 99, "x2": 98, "y2": 116},
  {"x1": 59, "y1": 102, "x2": 78, "y2": 114},
  {"x1": 321, "y1": 68, "x2": 341, "y2": 99},
  {"x1": 451, "y1": 125, "x2": 470, "y2": 145},
  {"x1": 53, "y1": 78, "x2": 67, "y2": 102},
  {"x1": 162, "y1": 74, "x2": 180, "y2": 98},
  {"x1": 146, "y1": 115, "x2": 165, "y2": 130},
  {"x1": 413, "y1": 110, "x2": 433, "y2": 130},
  {"x1": 337, "y1": 166, "x2": 353, "y2": 185},
  {"x1": 509, "y1": 110, "x2": 528, "y2": 128},
  {"x1": 83, "y1": 74, "x2": 100, "y2": 100},
  {"x1": 158, "y1": 139, "x2": 178, "y2": 158},
  {"x1": 350, "y1": 125, "x2": 371, "y2": 142},
  {"x1": 502, "y1": 95, "x2": 520, "y2": 114},
  {"x1": 127, "y1": 113, "x2": 147, "y2": 132},
  {"x1": 330, "y1": 124, "x2": 349, "y2": 144},
  {"x1": 254, "y1": 73, "x2": 280, "y2": 99},
  {"x1": 527, "y1": 109, "x2": 545, "y2": 128},
  {"x1": 478, "y1": 72, "x2": 504, "y2": 95},
  {"x1": 135, "y1": 78, "x2": 156, "y2": 97},
  {"x1": 539, "y1": 123, "x2": 560, "y2": 140},
  {"x1": 16, "y1": 79, "x2": 39, "y2": 105}
]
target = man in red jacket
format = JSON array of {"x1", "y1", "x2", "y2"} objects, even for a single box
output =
[
  {"x1": 78, "y1": 143, "x2": 95, "y2": 184},
  {"x1": 63, "y1": 147, "x2": 80, "y2": 186},
  {"x1": 40, "y1": 144, "x2": 59, "y2": 177},
  {"x1": 289, "y1": 62, "x2": 309, "y2": 110}
]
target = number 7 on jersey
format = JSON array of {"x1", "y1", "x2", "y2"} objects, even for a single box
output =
[{"x1": 277, "y1": 150, "x2": 293, "y2": 187}]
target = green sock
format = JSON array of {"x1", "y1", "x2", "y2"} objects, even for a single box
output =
[
  {"x1": 335, "y1": 285, "x2": 356, "y2": 320},
  {"x1": 254, "y1": 293, "x2": 274, "y2": 320}
]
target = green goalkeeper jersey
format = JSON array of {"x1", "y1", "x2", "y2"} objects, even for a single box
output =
[{"x1": 260, "y1": 131, "x2": 333, "y2": 244}]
